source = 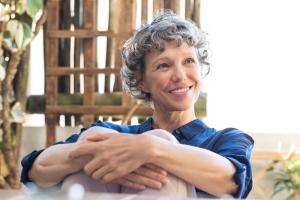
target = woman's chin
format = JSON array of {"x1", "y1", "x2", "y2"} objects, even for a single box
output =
[{"x1": 168, "y1": 104, "x2": 193, "y2": 112}]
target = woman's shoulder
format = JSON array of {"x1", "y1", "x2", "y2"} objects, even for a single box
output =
[
  {"x1": 208, "y1": 127, "x2": 254, "y2": 152},
  {"x1": 187, "y1": 119, "x2": 253, "y2": 144},
  {"x1": 197, "y1": 125, "x2": 254, "y2": 150},
  {"x1": 216, "y1": 127, "x2": 254, "y2": 145}
]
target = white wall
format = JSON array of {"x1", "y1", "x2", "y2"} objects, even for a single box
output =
[{"x1": 201, "y1": 0, "x2": 300, "y2": 134}]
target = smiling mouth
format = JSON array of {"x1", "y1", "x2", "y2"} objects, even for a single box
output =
[{"x1": 169, "y1": 86, "x2": 193, "y2": 94}]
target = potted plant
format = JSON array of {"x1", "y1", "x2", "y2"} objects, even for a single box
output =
[
  {"x1": 267, "y1": 151, "x2": 300, "y2": 200},
  {"x1": 0, "y1": 0, "x2": 46, "y2": 189}
]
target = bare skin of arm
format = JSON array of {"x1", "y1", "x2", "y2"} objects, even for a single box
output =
[
  {"x1": 28, "y1": 142, "x2": 91, "y2": 188},
  {"x1": 29, "y1": 140, "x2": 168, "y2": 189},
  {"x1": 147, "y1": 133, "x2": 238, "y2": 196},
  {"x1": 70, "y1": 130, "x2": 238, "y2": 197}
]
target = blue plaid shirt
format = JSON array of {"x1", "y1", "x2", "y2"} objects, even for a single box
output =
[{"x1": 21, "y1": 117, "x2": 254, "y2": 198}]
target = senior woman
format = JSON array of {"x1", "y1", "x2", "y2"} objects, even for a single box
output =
[{"x1": 21, "y1": 11, "x2": 254, "y2": 198}]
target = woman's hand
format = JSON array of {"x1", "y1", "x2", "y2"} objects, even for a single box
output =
[
  {"x1": 114, "y1": 164, "x2": 169, "y2": 190},
  {"x1": 69, "y1": 133, "x2": 154, "y2": 182}
]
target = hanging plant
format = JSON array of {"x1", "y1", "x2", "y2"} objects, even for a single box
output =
[{"x1": 0, "y1": 0, "x2": 47, "y2": 189}]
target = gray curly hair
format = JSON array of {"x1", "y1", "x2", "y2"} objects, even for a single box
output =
[{"x1": 121, "y1": 10, "x2": 210, "y2": 101}]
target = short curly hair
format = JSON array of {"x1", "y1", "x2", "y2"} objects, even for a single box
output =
[{"x1": 121, "y1": 10, "x2": 210, "y2": 101}]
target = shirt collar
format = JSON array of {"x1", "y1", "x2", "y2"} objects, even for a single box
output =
[
  {"x1": 139, "y1": 117, "x2": 210, "y2": 140},
  {"x1": 176, "y1": 118, "x2": 210, "y2": 140},
  {"x1": 138, "y1": 117, "x2": 154, "y2": 133}
]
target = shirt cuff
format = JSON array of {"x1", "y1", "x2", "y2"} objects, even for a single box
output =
[
  {"x1": 227, "y1": 156, "x2": 252, "y2": 198},
  {"x1": 21, "y1": 149, "x2": 44, "y2": 184}
]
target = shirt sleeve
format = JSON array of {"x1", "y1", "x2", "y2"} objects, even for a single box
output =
[
  {"x1": 20, "y1": 133, "x2": 80, "y2": 185},
  {"x1": 213, "y1": 128, "x2": 254, "y2": 199}
]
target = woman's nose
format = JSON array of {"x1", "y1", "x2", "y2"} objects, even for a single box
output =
[{"x1": 171, "y1": 65, "x2": 187, "y2": 82}]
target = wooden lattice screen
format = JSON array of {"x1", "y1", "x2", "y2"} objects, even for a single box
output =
[{"x1": 44, "y1": 0, "x2": 202, "y2": 146}]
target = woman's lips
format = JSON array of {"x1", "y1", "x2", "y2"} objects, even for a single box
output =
[{"x1": 169, "y1": 85, "x2": 193, "y2": 94}]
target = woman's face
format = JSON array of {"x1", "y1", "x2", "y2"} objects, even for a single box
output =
[{"x1": 142, "y1": 41, "x2": 202, "y2": 112}]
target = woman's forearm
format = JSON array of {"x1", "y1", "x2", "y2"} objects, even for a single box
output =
[
  {"x1": 148, "y1": 137, "x2": 238, "y2": 196},
  {"x1": 29, "y1": 143, "x2": 90, "y2": 188}
]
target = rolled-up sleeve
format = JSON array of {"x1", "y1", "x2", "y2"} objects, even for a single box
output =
[
  {"x1": 21, "y1": 149, "x2": 44, "y2": 184},
  {"x1": 20, "y1": 133, "x2": 80, "y2": 185},
  {"x1": 213, "y1": 128, "x2": 254, "y2": 198},
  {"x1": 226, "y1": 155, "x2": 252, "y2": 198}
]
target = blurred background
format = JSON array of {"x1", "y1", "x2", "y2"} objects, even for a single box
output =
[{"x1": 1, "y1": 0, "x2": 300, "y2": 199}]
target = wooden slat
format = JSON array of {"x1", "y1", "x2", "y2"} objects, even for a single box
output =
[
  {"x1": 26, "y1": 93, "x2": 123, "y2": 114},
  {"x1": 46, "y1": 67, "x2": 121, "y2": 76},
  {"x1": 83, "y1": 0, "x2": 97, "y2": 126},
  {"x1": 45, "y1": 0, "x2": 59, "y2": 146},
  {"x1": 73, "y1": 0, "x2": 81, "y2": 94},
  {"x1": 141, "y1": 0, "x2": 148, "y2": 23},
  {"x1": 252, "y1": 150, "x2": 300, "y2": 160},
  {"x1": 46, "y1": 105, "x2": 153, "y2": 115},
  {"x1": 164, "y1": 0, "x2": 180, "y2": 14},
  {"x1": 193, "y1": 0, "x2": 201, "y2": 26},
  {"x1": 46, "y1": 30, "x2": 129, "y2": 38},
  {"x1": 153, "y1": 0, "x2": 164, "y2": 15},
  {"x1": 108, "y1": 0, "x2": 137, "y2": 107},
  {"x1": 185, "y1": 0, "x2": 193, "y2": 20},
  {"x1": 26, "y1": 93, "x2": 206, "y2": 116}
]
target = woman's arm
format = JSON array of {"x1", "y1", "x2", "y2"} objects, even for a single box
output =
[
  {"x1": 28, "y1": 143, "x2": 91, "y2": 188},
  {"x1": 28, "y1": 136, "x2": 168, "y2": 190},
  {"x1": 69, "y1": 131, "x2": 237, "y2": 196},
  {"x1": 146, "y1": 134, "x2": 238, "y2": 196}
]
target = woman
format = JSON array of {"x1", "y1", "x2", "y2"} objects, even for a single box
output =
[{"x1": 21, "y1": 11, "x2": 254, "y2": 198}]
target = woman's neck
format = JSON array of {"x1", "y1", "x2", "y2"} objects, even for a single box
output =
[{"x1": 152, "y1": 107, "x2": 196, "y2": 132}]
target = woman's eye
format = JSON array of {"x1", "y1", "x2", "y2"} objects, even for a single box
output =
[
  {"x1": 184, "y1": 58, "x2": 195, "y2": 64},
  {"x1": 156, "y1": 63, "x2": 169, "y2": 69}
]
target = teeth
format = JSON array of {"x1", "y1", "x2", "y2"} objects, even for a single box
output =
[{"x1": 171, "y1": 87, "x2": 189, "y2": 93}]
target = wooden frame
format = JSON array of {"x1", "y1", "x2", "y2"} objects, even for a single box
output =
[{"x1": 44, "y1": 0, "x2": 203, "y2": 145}]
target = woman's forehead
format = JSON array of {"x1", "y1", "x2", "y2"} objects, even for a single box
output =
[{"x1": 146, "y1": 41, "x2": 195, "y2": 58}]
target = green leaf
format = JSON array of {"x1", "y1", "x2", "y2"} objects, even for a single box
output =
[
  {"x1": 272, "y1": 186, "x2": 285, "y2": 196},
  {"x1": 2, "y1": 31, "x2": 10, "y2": 39},
  {"x1": 0, "y1": 142, "x2": 6, "y2": 153},
  {"x1": 5, "y1": 20, "x2": 33, "y2": 49},
  {"x1": 6, "y1": 20, "x2": 19, "y2": 38},
  {"x1": 15, "y1": 22, "x2": 24, "y2": 48},
  {"x1": 10, "y1": 102, "x2": 25, "y2": 123},
  {"x1": 22, "y1": 22, "x2": 32, "y2": 39},
  {"x1": 26, "y1": 0, "x2": 43, "y2": 19},
  {"x1": 22, "y1": 22, "x2": 32, "y2": 48}
]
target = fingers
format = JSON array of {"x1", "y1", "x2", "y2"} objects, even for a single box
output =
[
  {"x1": 90, "y1": 165, "x2": 112, "y2": 180},
  {"x1": 143, "y1": 164, "x2": 168, "y2": 177},
  {"x1": 69, "y1": 143, "x2": 94, "y2": 159},
  {"x1": 101, "y1": 168, "x2": 128, "y2": 182},
  {"x1": 135, "y1": 166, "x2": 168, "y2": 185},
  {"x1": 123, "y1": 172, "x2": 164, "y2": 189},
  {"x1": 83, "y1": 158, "x2": 104, "y2": 176},
  {"x1": 114, "y1": 178, "x2": 146, "y2": 190}
]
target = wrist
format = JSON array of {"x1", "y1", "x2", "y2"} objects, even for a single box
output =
[
  {"x1": 69, "y1": 155, "x2": 91, "y2": 173},
  {"x1": 141, "y1": 134, "x2": 160, "y2": 163},
  {"x1": 67, "y1": 143, "x2": 91, "y2": 173}
]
